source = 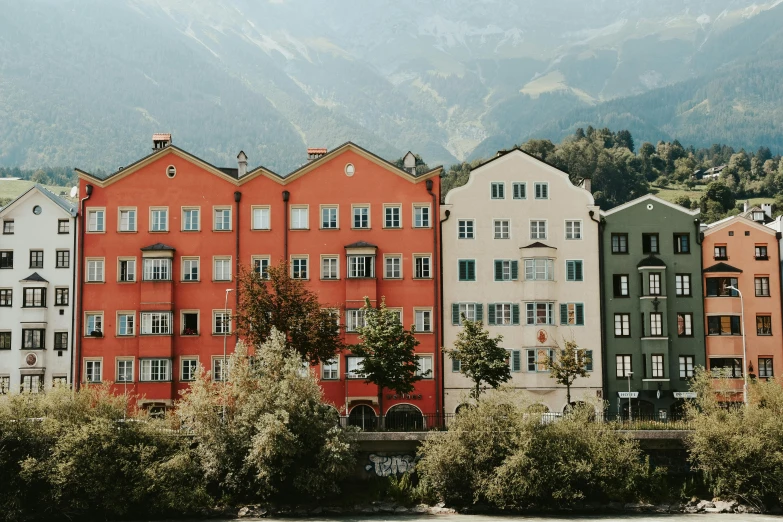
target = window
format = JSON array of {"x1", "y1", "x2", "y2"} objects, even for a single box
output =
[
  {"x1": 710, "y1": 358, "x2": 743, "y2": 378},
  {"x1": 322, "y1": 256, "x2": 339, "y2": 279},
  {"x1": 55, "y1": 288, "x2": 68, "y2": 306},
  {"x1": 679, "y1": 356, "x2": 694, "y2": 378},
  {"x1": 212, "y1": 358, "x2": 228, "y2": 382},
  {"x1": 22, "y1": 329, "x2": 45, "y2": 349},
  {"x1": 524, "y1": 349, "x2": 550, "y2": 373},
  {"x1": 530, "y1": 220, "x2": 547, "y2": 240},
  {"x1": 642, "y1": 233, "x2": 659, "y2": 254},
  {"x1": 414, "y1": 205, "x2": 430, "y2": 228},
  {"x1": 213, "y1": 257, "x2": 231, "y2": 281},
  {"x1": 118, "y1": 313, "x2": 134, "y2": 336},
  {"x1": 384, "y1": 205, "x2": 401, "y2": 228},
  {"x1": 322, "y1": 360, "x2": 338, "y2": 380},
  {"x1": 677, "y1": 313, "x2": 693, "y2": 337},
  {"x1": 352, "y1": 206, "x2": 370, "y2": 229},
  {"x1": 524, "y1": 258, "x2": 554, "y2": 281},
  {"x1": 565, "y1": 220, "x2": 582, "y2": 240},
  {"x1": 23, "y1": 288, "x2": 45, "y2": 308},
  {"x1": 673, "y1": 233, "x2": 690, "y2": 253},
  {"x1": 85, "y1": 360, "x2": 102, "y2": 383},
  {"x1": 524, "y1": 302, "x2": 552, "y2": 325},
  {"x1": 181, "y1": 358, "x2": 198, "y2": 381},
  {"x1": 2, "y1": 220, "x2": 13, "y2": 234},
  {"x1": 414, "y1": 255, "x2": 431, "y2": 278},
  {"x1": 613, "y1": 275, "x2": 629, "y2": 297},
  {"x1": 214, "y1": 208, "x2": 231, "y2": 231},
  {"x1": 707, "y1": 315, "x2": 742, "y2": 335},
  {"x1": 58, "y1": 220, "x2": 69, "y2": 234},
  {"x1": 52, "y1": 376, "x2": 67, "y2": 388},
  {"x1": 85, "y1": 313, "x2": 103, "y2": 336},
  {"x1": 580, "y1": 349, "x2": 594, "y2": 372},
  {"x1": 19, "y1": 375, "x2": 40, "y2": 394},
  {"x1": 757, "y1": 315, "x2": 772, "y2": 336},
  {"x1": 346, "y1": 310, "x2": 366, "y2": 332},
  {"x1": 291, "y1": 207, "x2": 308, "y2": 229},
  {"x1": 494, "y1": 260, "x2": 518, "y2": 281},
  {"x1": 118, "y1": 258, "x2": 136, "y2": 282},
  {"x1": 494, "y1": 219, "x2": 510, "y2": 239},
  {"x1": 117, "y1": 360, "x2": 134, "y2": 383},
  {"x1": 182, "y1": 312, "x2": 199, "y2": 335},
  {"x1": 451, "y1": 355, "x2": 461, "y2": 372},
  {"x1": 675, "y1": 274, "x2": 691, "y2": 296},
  {"x1": 87, "y1": 209, "x2": 105, "y2": 232},
  {"x1": 150, "y1": 208, "x2": 168, "y2": 232},
  {"x1": 385, "y1": 255, "x2": 401, "y2": 279},
  {"x1": 615, "y1": 314, "x2": 631, "y2": 337},
  {"x1": 388, "y1": 309, "x2": 402, "y2": 325},
  {"x1": 346, "y1": 356, "x2": 366, "y2": 378},
  {"x1": 141, "y1": 312, "x2": 172, "y2": 335},
  {"x1": 490, "y1": 303, "x2": 518, "y2": 325},
  {"x1": 348, "y1": 255, "x2": 374, "y2": 278},
  {"x1": 755, "y1": 277, "x2": 770, "y2": 296},
  {"x1": 182, "y1": 258, "x2": 199, "y2": 281},
  {"x1": 651, "y1": 355, "x2": 664, "y2": 378},
  {"x1": 53, "y1": 250, "x2": 69, "y2": 269},
  {"x1": 458, "y1": 259, "x2": 476, "y2": 281},
  {"x1": 214, "y1": 311, "x2": 231, "y2": 334},
  {"x1": 415, "y1": 310, "x2": 432, "y2": 332},
  {"x1": 490, "y1": 182, "x2": 505, "y2": 199},
  {"x1": 616, "y1": 355, "x2": 632, "y2": 377},
  {"x1": 648, "y1": 273, "x2": 661, "y2": 295},
  {"x1": 759, "y1": 358, "x2": 774, "y2": 378},
  {"x1": 611, "y1": 233, "x2": 628, "y2": 254},
  {"x1": 512, "y1": 182, "x2": 526, "y2": 199},
  {"x1": 321, "y1": 206, "x2": 338, "y2": 229},
  {"x1": 29, "y1": 250, "x2": 43, "y2": 268},
  {"x1": 534, "y1": 182, "x2": 548, "y2": 199},
  {"x1": 0, "y1": 289, "x2": 11, "y2": 306},
  {"x1": 560, "y1": 303, "x2": 585, "y2": 326},
  {"x1": 290, "y1": 256, "x2": 308, "y2": 279},
  {"x1": 706, "y1": 277, "x2": 738, "y2": 297},
  {"x1": 458, "y1": 219, "x2": 474, "y2": 239},
  {"x1": 143, "y1": 258, "x2": 171, "y2": 281},
  {"x1": 119, "y1": 209, "x2": 136, "y2": 232},
  {"x1": 755, "y1": 245, "x2": 768, "y2": 259},
  {"x1": 0, "y1": 333, "x2": 9, "y2": 350},
  {"x1": 183, "y1": 208, "x2": 200, "y2": 231},
  {"x1": 0, "y1": 251, "x2": 13, "y2": 269},
  {"x1": 451, "y1": 303, "x2": 482, "y2": 324},
  {"x1": 565, "y1": 260, "x2": 583, "y2": 282},
  {"x1": 714, "y1": 245, "x2": 727, "y2": 260},
  {"x1": 416, "y1": 356, "x2": 433, "y2": 378},
  {"x1": 650, "y1": 313, "x2": 663, "y2": 336},
  {"x1": 140, "y1": 359, "x2": 171, "y2": 382}
]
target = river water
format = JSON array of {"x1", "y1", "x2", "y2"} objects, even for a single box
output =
[{"x1": 216, "y1": 515, "x2": 783, "y2": 521}]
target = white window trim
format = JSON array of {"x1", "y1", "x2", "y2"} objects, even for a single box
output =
[
  {"x1": 564, "y1": 219, "x2": 583, "y2": 240},
  {"x1": 565, "y1": 259, "x2": 584, "y2": 282},
  {"x1": 490, "y1": 181, "x2": 505, "y2": 199},
  {"x1": 213, "y1": 205, "x2": 233, "y2": 232},
  {"x1": 383, "y1": 203, "x2": 403, "y2": 229},
  {"x1": 493, "y1": 218, "x2": 511, "y2": 240},
  {"x1": 180, "y1": 356, "x2": 200, "y2": 381},
  {"x1": 116, "y1": 357, "x2": 135, "y2": 383},
  {"x1": 457, "y1": 218, "x2": 476, "y2": 239},
  {"x1": 85, "y1": 207, "x2": 106, "y2": 234},
  {"x1": 351, "y1": 204, "x2": 371, "y2": 229},
  {"x1": 529, "y1": 218, "x2": 548, "y2": 240},
  {"x1": 212, "y1": 256, "x2": 233, "y2": 282},
  {"x1": 251, "y1": 255, "x2": 271, "y2": 278},
  {"x1": 180, "y1": 309, "x2": 200, "y2": 336},
  {"x1": 212, "y1": 309, "x2": 232, "y2": 335},
  {"x1": 84, "y1": 311, "x2": 104, "y2": 337},
  {"x1": 181, "y1": 256, "x2": 200, "y2": 282},
  {"x1": 414, "y1": 307, "x2": 434, "y2": 333},
  {"x1": 321, "y1": 358, "x2": 340, "y2": 380},
  {"x1": 534, "y1": 182, "x2": 549, "y2": 199},
  {"x1": 85, "y1": 257, "x2": 105, "y2": 283},
  {"x1": 320, "y1": 254, "x2": 340, "y2": 280},
  {"x1": 416, "y1": 353, "x2": 435, "y2": 379},
  {"x1": 117, "y1": 207, "x2": 138, "y2": 233},
  {"x1": 412, "y1": 254, "x2": 433, "y2": 279},
  {"x1": 250, "y1": 205, "x2": 271, "y2": 231},
  {"x1": 290, "y1": 255, "x2": 309, "y2": 280},
  {"x1": 117, "y1": 256, "x2": 137, "y2": 283},
  {"x1": 140, "y1": 311, "x2": 173, "y2": 336},
  {"x1": 181, "y1": 206, "x2": 201, "y2": 232},
  {"x1": 383, "y1": 254, "x2": 403, "y2": 279},
  {"x1": 412, "y1": 203, "x2": 432, "y2": 229},
  {"x1": 319, "y1": 204, "x2": 339, "y2": 230},
  {"x1": 149, "y1": 206, "x2": 169, "y2": 233},
  {"x1": 116, "y1": 310, "x2": 136, "y2": 337},
  {"x1": 84, "y1": 357, "x2": 103, "y2": 383},
  {"x1": 290, "y1": 205, "x2": 309, "y2": 230},
  {"x1": 139, "y1": 358, "x2": 172, "y2": 382}
]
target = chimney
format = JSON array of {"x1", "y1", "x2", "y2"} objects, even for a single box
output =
[
  {"x1": 583, "y1": 178, "x2": 592, "y2": 193},
  {"x1": 762, "y1": 203, "x2": 773, "y2": 218},
  {"x1": 403, "y1": 151, "x2": 417, "y2": 175},
  {"x1": 237, "y1": 151, "x2": 248, "y2": 177},
  {"x1": 307, "y1": 148, "x2": 327, "y2": 161},
  {"x1": 743, "y1": 200, "x2": 749, "y2": 213},
  {"x1": 152, "y1": 133, "x2": 172, "y2": 151}
]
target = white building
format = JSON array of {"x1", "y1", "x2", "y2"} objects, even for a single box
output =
[
  {"x1": 441, "y1": 149, "x2": 603, "y2": 413},
  {"x1": 0, "y1": 185, "x2": 77, "y2": 394}
]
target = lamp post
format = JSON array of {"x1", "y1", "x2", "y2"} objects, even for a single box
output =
[
  {"x1": 726, "y1": 285, "x2": 748, "y2": 406},
  {"x1": 627, "y1": 371, "x2": 633, "y2": 422},
  {"x1": 222, "y1": 288, "x2": 233, "y2": 420}
]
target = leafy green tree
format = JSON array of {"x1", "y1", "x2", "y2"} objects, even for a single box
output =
[
  {"x1": 700, "y1": 181, "x2": 736, "y2": 218},
  {"x1": 352, "y1": 296, "x2": 421, "y2": 411},
  {"x1": 615, "y1": 129, "x2": 634, "y2": 152},
  {"x1": 540, "y1": 339, "x2": 590, "y2": 408},
  {"x1": 394, "y1": 154, "x2": 430, "y2": 175},
  {"x1": 674, "y1": 195, "x2": 692, "y2": 209},
  {"x1": 235, "y1": 262, "x2": 342, "y2": 364},
  {"x1": 521, "y1": 139, "x2": 556, "y2": 162},
  {"x1": 447, "y1": 316, "x2": 509, "y2": 399}
]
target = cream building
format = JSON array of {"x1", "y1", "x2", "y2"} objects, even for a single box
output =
[{"x1": 441, "y1": 149, "x2": 602, "y2": 413}]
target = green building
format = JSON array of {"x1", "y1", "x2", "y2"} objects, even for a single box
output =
[{"x1": 601, "y1": 195, "x2": 705, "y2": 418}]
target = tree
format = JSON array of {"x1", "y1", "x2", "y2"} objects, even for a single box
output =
[
  {"x1": 674, "y1": 195, "x2": 692, "y2": 209},
  {"x1": 351, "y1": 296, "x2": 421, "y2": 412},
  {"x1": 700, "y1": 181, "x2": 736, "y2": 216},
  {"x1": 394, "y1": 154, "x2": 430, "y2": 175},
  {"x1": 615, "y1": 129, "x2": 634, "y2": 152},
  {"x1": 539, "y1": 339, "x2": 590, "y2": 408},
  {"x1": 447, "y1": 316, "x2": 509, "y2": 399},
  {"x1": 234, "y1": 262, "x2": 342, "y2": 364}
]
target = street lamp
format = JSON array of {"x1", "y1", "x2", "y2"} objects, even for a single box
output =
[
  {"x1": 726, "y1": 285, "x2": 748, "y2": 406},
  {"x1": 627, "y1": 371, "x2": 633, "y2": 422},
  {"x1": 222, "y1": 288, "x2": 234, "y2": 420}
]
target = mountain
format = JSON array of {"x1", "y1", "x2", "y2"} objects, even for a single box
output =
[{"x1": 0, "y1": 0, "x2": 781, "y2": 172}]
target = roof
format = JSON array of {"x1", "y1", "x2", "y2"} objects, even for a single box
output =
[
  {"x1": 141, "y1": 243, "x2": 175, "y2": 251},
  {"x1": 637, "y1": 256, "x2": 667, "y2": 268},
  {"x1": 152, "y1": 133, "x2": 171, "y2": 141},
  {"x1": 704, "y1": 262, "x2": 742, "y2": 273},
  {"x1": 21, "y1": 272, "x2": 48, "y2": 283},
  {"x1": 601, "y1": 193, "x2": 700, "y2": 217},
  {"x1": 345, "y1": 241, "x2": 377, "y2": 249},
  {"x1": 521, "y1": 242, "x2": 556, "y2": 249},
  {"x1": 704, "y1": 213, "x2": 778, "y2": 236},
  {"x1": 0, "y1": 184, "x2": 77, "y2": 217}
]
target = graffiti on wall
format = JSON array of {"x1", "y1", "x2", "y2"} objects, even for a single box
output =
[{"x1": 365, "y1": 453, "x2": 416, "y2": 476}]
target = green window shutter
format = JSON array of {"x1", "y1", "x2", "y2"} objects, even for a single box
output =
[
  {"x1": 452, "y1": 303, "x2": 460, "y2": 325},
  {"x1": 458, "y1": 261, "x2": 465, "y2": 281},
  {"x1": 512, "y1": 304, "x2": 520, "y2": 325},
  {"x1": 575, "y1": 261, "x2": 583, "y2": 281},
  {"x1": 488, "y1": 304, "x2": 496, "y2": 325},
  {"x1": 512, "y1": 350, "x2": 521, "y2": 372},
  {"x1": 585, "y1": 350, "x2": 593, "y2": 372},
  {"x1": 452, "y1": 357, "x2": 461, "y2": 372},
  {"x1": 576, "y1": 303, "x2": 584, "y2": 325},
  {"x1": 475, "y1": 303, "x2": 484, "y2": 322},
  {"x1": 494, "y1": 260, "x2": 503, "y2": 281},
  {"x1": 468, "y1": 260, "x2": 475, "y2": 281},
  {"x1": 566, "y1": 261, "x2": 575, "y2": 281},
  {"x1": 511, "y1": 260, "x2": 519, "y2": 280},
  {"x1": 560, "y1": 303, "x2": 568, "y2": 325}
]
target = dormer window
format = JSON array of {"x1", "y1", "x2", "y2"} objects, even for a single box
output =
[{"x1": 753, "y1": 211, "x2": 764, "y2": 221}]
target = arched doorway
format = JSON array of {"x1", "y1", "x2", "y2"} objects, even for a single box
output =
[
  {"x1": 385, "y1": 404, "x2": 424, "y2": 431},
  {"x1": 348, "y1": 405, "x2": 377, "y2": 431}
]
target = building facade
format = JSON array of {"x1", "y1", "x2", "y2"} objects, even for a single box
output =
[
  {"x1": 703, "y1": 213, "x2": 782, "y2": 395},
  {"x1": 601, "y1": 195, "x2": 704, "y2": 418},
  {"x1": 441, "y1": 149, "x2": 602, "y2": 414},
  {"x1": 0, "y1": 185, "x2": 77, "y2": 394}
]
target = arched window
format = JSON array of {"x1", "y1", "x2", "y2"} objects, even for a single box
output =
[
  {"x1": 385, "y1": 404, "x2": 424, "y2": 431},
  {"x1": 348, "y1": 405, "x2": 377, "y2": 431}
]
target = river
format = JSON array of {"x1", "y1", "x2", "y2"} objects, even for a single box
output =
[{"x1": 213, "y1": 515, "x2": 783, "y2": 521}]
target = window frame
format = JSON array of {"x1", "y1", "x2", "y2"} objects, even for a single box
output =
[
  {"x1": 524, "y1": 302, "x2": 553, "y2": 326},
  {"x1": 22, "y1": 287, "x2": 46, "y2": 308},
  {"x1": 118, "y1": 257, "x2": 137, "y2": 283},
  {"x1": 321, "y1": 255, "x2": 339, "y2": 280},
  {"x1": 457, "y1": 259, "x2": 476, "y2": 282},
  {"x1": 707, "y1": 315, "x2": 742, "y2": 336},
  {"x1": 21, "y1": 328, "x2": 45, "y2": 350},
  {"x1": 181, "y1": 257, "x2": 200, "y2": 282},
  {"x1": 512, "y1": 182, "x2": 526, "y2": 200},
  {"x1": 651, "y1": 354, "x2": 665, "y2": 378},
  {"x1": 614, "y1": 313, "x2": 631, "y2": 337},
  {"x1": 181, "y1": 310, "x2": 200, "y2": 336},
  {"x1": 118, "y1": 207, "x2": 137, "y2": 233},
  {"x1": 149, "y1": 207, "x2": 169, "y2": 232},
  {"x1": 493, "y1": 219, "x2": 510, "y2": 239},
  {"x1": 490, "y1": 182, "x2": 505, "y2": 199},
  {"x1": 611, "y1": 233, "x2": 628, "y2": 254},
  {"x1": 55, "y1": 250, "x2": 70, "y2": 269},
  {"x1": 677, "y1": 312, "x2": 693, "y2": 337},
  {"x1": 251, "y1": 256, "x2": 270, "y2": 279},
  {"x1": 384, "y1": 254, "x2": 402, "y2": 279},
  {"x1": 140, "y1": 311, "x2": 173, "y2": 336},
  {"x1": 383, "y1": 204, "x2": 402, "y2": 229},
  {"x1": 55, "y1": 288, "x2": 68, "y2": 306},
  {"x1": 755, "y1": 276, "x2": 771, "y2": 297},
  {"x1": 320, "y1": 205, "x2": 339, "y2": 230},
  {"x1": 613, "y1": 274, "x2": 629, "y2": 297},
  {"x1": 182, "y1": 207, "x2": 201, "y2": 232},
  {"x1": 534, "y1": 182, "x2": 549, "y2": 200},
  {"x1": 524, "y1": 258, "x2": 554, "y2": 281},
  {"x1": 29, "y1": 250, "x2": 43, "y2": 269},
  {"x1": 291, "y1": 256, "x2": 309, "y2": 280},
  {"x1": 351, "y1": 204, "x2": 370, "y2": 229},
  {"x1": 139, "y1": 358, "x2": 172, "y2": 382},
  {"x1": 565, "y1": 220, "x2": 582, "y2": 240},
  {"x1": 673, "y1": 233, "x2": 690, "y2": 254},
  {"x1": 616, "y1": 355, "x2": 632, "y2": 378},
  {"x1": 117, "y1": 311, "x2": 135, "y2": 337},
  {"x1": 529, "y1": 219, "x2": 547, "y2": 240},
  {"x1": 58, "y1": 219, "x2": 69, "y2": 234},
  {"x1": 84, "y1": 359, "x2": 103, "y2": 383},
  {"x1": 142, "y1": 258, "x2": 172, "y2": 282},
  {"x1": 565, "y1": 260, "x2": 583, "y2": 282},
  {"x1": 116, "y1": 358, "x2": 134, "y2": 383},
  {"x1": 86, "y1": 208, "x2": 106, "y2": 233},
  {"x1": 413, "y1": 254, "x2": 432, "y2": 279},
  {"x1": 2, "y1": 220, "x2": 14, "y2": 235},
  {"x1": 347, "y1": 255, "x2": 375, "y2": 279},
  {"x1": 679, "y1": 356, "x2": 694, "y2": 379},
  {"x1": 321, "y1": 359, "x2": 339, "y2": 380},
  {"x1": 212, "y1": 256, "x2": 232, "y2": 282},
  {"x1": 642, "y1": 233, "x2": 659, "y2": 254},
  {"x1": 85, "y1": 258, "x2": 105, "y2": 283},
  {"x1": 290, "y1": 206, "x2": 309, "y2": 230},
  {"x1": 181, "y1": 357, "x2": 199, "y2": 382},
  {"x1": 758, "y1": 357, "x2": 774, "y2": 378},
  {"x1": 413, "y1": 204, "x2": 431, "y2": 228},
  {"x1": 213, "y1": 206, "x2": 232, "y2": 232},
  {"x1": 649, "y1": 312, "x2": 663, "y2": 336},
  {"x1": 675, "y1": 274, "x2": 692, "y2": 296},
  {"x1": 414, "y1": 308, "x2": 433, "y2": 333},
  {"x1": 84, "y1": 312, "x2": 103, "y2": 337},
  {"x1": 457, "y1": 219, "x2": 475, "y2": 239},
  {"x1": 757, "y1": 315, "x2": 773, "y2": 336}
]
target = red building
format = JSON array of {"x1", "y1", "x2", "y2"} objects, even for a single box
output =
[{"x1": 76, "y1": 136, "x2": 442, "y2": 422}]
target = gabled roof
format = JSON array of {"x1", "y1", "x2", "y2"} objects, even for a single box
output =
[
  {"x1": 141, "y1": 243, "x2": 175, "y2": 251},
  {"x1": 521, "y1": 242, "x2": 556, "y2": 249},
  {"x1": 345, "y1": 241, "x2": 377, "y2": 249},
  {"x1": 704, "y1": 214, "x2": 778, "y2": 236},
  {"x1": 0, "y1": 184, "x2": 77, "y2": 217},
  {"x1": 637, "y1": 256, "x2": 666, "y2": 268},
  {"x1": 601, "y1": 194, "x2": 700, "y2": 217},
  {"x1": 704, "y1": 262, "x2": 742, "y2": 273},
  {"x1": 21, "y1": 272, "x2": 48, "y2": 283}
]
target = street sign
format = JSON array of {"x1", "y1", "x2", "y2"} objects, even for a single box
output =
[
  {"x1": 673, "y1": 392, "x2": 697, "y2": 399},
  {"x1": 618, "y1": 392, "x2": 638, "y2": 398}
]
